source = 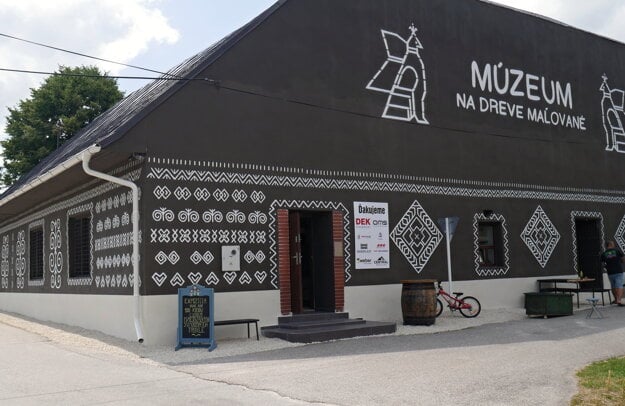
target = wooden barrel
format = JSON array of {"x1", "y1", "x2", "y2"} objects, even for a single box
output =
[{"x1": 401, "y1": 280, "x2": 437, "y2": 325}]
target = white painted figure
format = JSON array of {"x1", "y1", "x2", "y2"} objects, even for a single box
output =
[
  {"x1": 366, "y1": 24, "x2": 429, "y2": 124},
  {"x1": 600, "y1": 74, "x2": 625, "y2": 153}
]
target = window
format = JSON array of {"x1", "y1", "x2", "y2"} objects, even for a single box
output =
[
  {"x1": 68, "y1": 215, "x2": 91, "y2": 278},
  {"x1": 29, "y1": 227, "x2": 44, "y2": 280},
  {"x1": 478, "y1": 221, "x2": 504, "y2": 267}
]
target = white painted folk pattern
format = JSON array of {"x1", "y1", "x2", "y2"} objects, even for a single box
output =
[
  {"x1": 205, "y1": 272, "x2": 219, "y2": 286},
  {"x1": 473, "y1": 212, "x2": 510, "y2": 277},
  {"x1": 616, "y1": 215, "x2": 625, "y2": 252},
  {"x1": 520, "y1": 206, "x2": 560, "y2": 268},
  {"x1": 146, "y1": 156, "x2": 625, "y2": 197},
  {"x1": 268, "y1": 200, "x2": 351, "y2": 289},
  {"x1": 1, "y1": 235, "x2": 9, "y2": 289},
  {"x1": 27, "y1": 219, "x2": 45, "y2": 287},
  {"x1": 570, "y1": 211, "x2": 604, "y2": 274},
  {"x1": 149, "y1": 228, "x2": 266, "y2": 244},
  {"x1": 66, "y1": 203, "x2": 94, "y2": 287},
  {"x1": 49, "y1": 219, "x2": 62, "y2": 289},
  {"x1": 146, "y1": 167, "x2": 625, "y2": 204},
  {"x1": 154, "y1": 251, "x2": 180, "y2": 266},
  {"x1": 15, "y1": 230, "x2": 25, "y2": 289},
  {"x1": 390, "y1": 200, "x2": 442, "y2": 274}
]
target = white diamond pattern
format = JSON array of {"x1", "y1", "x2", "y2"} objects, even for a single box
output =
[
  {"x1": 244, "y1": 250, "x2": 255, "y2": 264},
  {"x1": 190, "y1": 251, "x2": 203, "y2": 265},
  {"x1": 520, "y1": 206, "x2": 560, "y2": 268},
  {"x1": 616, "y1": 215, "x2": 625, "y2": 252},
  {"x1": 390, "y1": 200, "x2": 442, "y2": 273},
  {"x1": 202, "y1": 251, "x2": 214, "y2": 265}
]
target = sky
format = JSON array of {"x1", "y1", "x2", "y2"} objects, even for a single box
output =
[{"x1": 1, "y1": 0, "x2": 625, "y2": 164}]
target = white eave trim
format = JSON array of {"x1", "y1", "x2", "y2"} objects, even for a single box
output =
[{"x1": 0, "y1": 144, "x2": 102, "y2": 209}]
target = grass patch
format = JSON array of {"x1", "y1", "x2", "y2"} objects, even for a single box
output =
[{"x1": 571, "y1": 357, "x2": 625, "y2": 405}]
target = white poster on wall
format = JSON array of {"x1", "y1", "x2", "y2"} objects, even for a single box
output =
[
  {"x1": 221, "y1": 245, "x2": 240, "y2": 271},
  {"x1": 354, "y1": 202, "x2": 390, "y2": 269}
]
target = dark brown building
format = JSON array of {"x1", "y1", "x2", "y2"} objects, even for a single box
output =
[{"x1": 1, "y1": 0, "x2": 624, "y2": 344}]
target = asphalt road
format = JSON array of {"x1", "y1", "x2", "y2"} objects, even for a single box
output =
[{"x1": 2, "y1": 306, "x2": 625, "y2": 405}]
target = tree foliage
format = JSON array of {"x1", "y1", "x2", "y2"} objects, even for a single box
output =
[{"x1": 1, "y1": 65, "x2": 124, "y2": 186}]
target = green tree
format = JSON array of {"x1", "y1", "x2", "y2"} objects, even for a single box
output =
[{"x1": 1, "y1": 65, "x2": 124, "y2": 186}]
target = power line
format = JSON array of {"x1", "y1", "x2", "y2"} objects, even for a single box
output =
[
  {"x1": 0, "y1": 32, "x2": 181, "y2": 78},
  {"x1": 0, "y1": 67, "x2": 219, "y2": 84}
]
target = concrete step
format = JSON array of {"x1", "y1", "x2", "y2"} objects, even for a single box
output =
[
  {"x1": 261, "y1": 320, "x2": 396, "y2": 343},
  {"x1": 277, "y1": 312, "x2": 349, "y2": 324},
  {"x1": 270, "y1": 318, "x2": 366, "y2": 330}
]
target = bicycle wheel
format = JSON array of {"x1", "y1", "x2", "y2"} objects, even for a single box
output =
[
  {"x1": 435, "y1": 298, "x2": 444, "y2": 317},
  {"x1": 459, "y1": 296, "x2": 481, "y2": 318}
]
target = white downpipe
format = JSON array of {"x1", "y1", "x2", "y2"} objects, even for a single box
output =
[{"x1": 81, "y1": 145, "x2": 144, "y2": 343}]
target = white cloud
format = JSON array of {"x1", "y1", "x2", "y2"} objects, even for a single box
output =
[{"x1": 0, "y1": 0, "x2": 179, "y2": 148}]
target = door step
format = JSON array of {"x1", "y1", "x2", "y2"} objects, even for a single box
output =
[{"x1": 261, "y1": 312, "x2": 396, "y2": 343}]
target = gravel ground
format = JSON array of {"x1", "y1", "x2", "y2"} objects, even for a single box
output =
[{"x1": 0, "y1": 307, "x2": 527, "y2": 365}]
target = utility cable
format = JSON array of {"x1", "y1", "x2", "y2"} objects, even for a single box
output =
[
  {"x1": 0, "y1": 67, "x2": 217, "y2": 83},
  {"x1": 0, "y1": 32, "x2": 181, "y2": 78}
]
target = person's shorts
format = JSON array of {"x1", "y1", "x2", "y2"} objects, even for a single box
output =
[{"x1": 608, "y1": 273, "x2": 624, "y2": 289}]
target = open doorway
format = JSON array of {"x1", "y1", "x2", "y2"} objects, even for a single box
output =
[
  {"x1": 574, "y1": 218, "x2": 603, "y2": 289},
  {"x1": 289, "y1": 211, "x2": 334, "y2": 313}
]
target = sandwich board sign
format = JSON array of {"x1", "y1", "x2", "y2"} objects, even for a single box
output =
[{"x1": 175, "y1": 284, "x2": 217, "y2": 351}]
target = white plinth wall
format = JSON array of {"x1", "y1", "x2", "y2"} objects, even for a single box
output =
[{"x1": 0, "y1": 275, "x2": 597, "y2": 345}]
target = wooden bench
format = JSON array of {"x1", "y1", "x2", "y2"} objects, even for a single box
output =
[{"x1": 214, "y1": 318, "x2": 259, "y2": 340}]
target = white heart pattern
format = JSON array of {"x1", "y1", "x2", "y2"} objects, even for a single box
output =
[
  {"x1": 152, "y1": 272, "x2": 167, "y2": 287},
  {"x1": 223, "y1": 272, "x2": 237, "y2": 285},
  {"x1": 254, "y1": 271, "x2": 267, "y2": 284},
  {"x1": 129, "y1": 274, "x2": 140, "y2": 287},
  {"x1": 188, "y1": 272, "x2": 202, "y2": 285}
]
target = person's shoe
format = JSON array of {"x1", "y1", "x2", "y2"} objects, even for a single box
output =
[
  {"x1": 611, "y1": 301, "x2": 618, "y2": 304},
  {"x1": 618, "y1": 303, "x2": 625, "y2": 307}
]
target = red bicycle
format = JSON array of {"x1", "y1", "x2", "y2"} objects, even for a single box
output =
[{"x1": 435, "y1": 281, "x2": 481, "y2": 318}]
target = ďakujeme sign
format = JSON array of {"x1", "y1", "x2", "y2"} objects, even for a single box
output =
[{"x1": 354, "y1": 202, "x2": 390, "y2": 269}]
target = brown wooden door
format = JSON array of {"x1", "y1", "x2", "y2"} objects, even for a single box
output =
[{"x1": 289, "y1": 211, "x2": 303, "y2": 313}]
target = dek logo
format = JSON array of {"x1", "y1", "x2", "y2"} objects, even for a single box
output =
[{"x1": 366, "y1": 23, "x2": 429, "y2": 124}]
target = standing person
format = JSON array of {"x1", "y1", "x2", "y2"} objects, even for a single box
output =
[{"x1": 601, "y1": 241, "x2": 625, "y2": 306}]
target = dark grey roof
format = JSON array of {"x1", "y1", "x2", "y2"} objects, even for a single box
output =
[{"x1": 1, "y1": 0, "x2": 287, "y2": 198}]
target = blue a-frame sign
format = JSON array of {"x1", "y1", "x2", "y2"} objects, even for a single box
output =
[{"x1": 175, "y1": 284, "x2": 217, "y2": 351}]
